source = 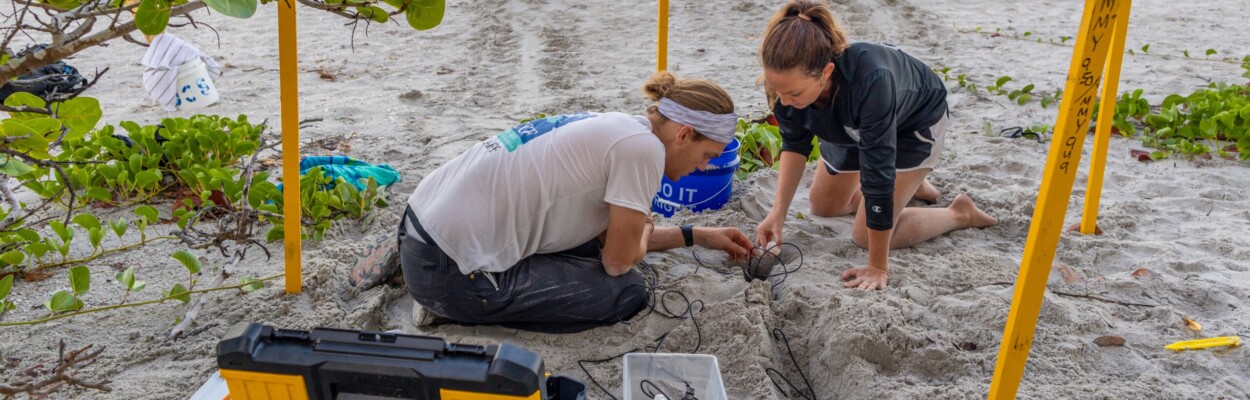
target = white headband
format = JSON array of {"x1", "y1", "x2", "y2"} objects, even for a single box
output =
[{"x1": 657, "y1": 97, "x2": 737, "y2": 144}]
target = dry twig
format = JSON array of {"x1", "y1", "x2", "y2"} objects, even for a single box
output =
[
  {"x1": 1051, "y1": 290, "x2": 1158, "y2": 308},
  {"x1": 0, "y1": 341, "x2": 112, "y2": 398}
]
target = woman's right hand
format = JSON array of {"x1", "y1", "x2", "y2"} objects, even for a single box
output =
[
  {"x1": 755, "y1": 214, "x2": 785, "y2": 248},
  {"x1": 756, "y1": 151, "x2": 806, "y2": 249}
]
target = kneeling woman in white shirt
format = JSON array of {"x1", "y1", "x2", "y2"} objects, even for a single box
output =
[{"x1": 400, "y1": 71, "x2": 754, "y2": 333}]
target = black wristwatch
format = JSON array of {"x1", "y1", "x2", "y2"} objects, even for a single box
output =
[{"x1": 680, "y1": 224, "x2": 694, "y2": 247}]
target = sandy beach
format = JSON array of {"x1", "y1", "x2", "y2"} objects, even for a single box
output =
[{"x1": 2, "y1": 0, "x2": 1249, "y2": 398}]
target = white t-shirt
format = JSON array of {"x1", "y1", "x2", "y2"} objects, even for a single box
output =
[{"x1": 407, "y1": 112, "x2": 664, "y2": 275}]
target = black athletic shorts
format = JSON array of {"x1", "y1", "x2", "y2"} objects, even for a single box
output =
[{"x1": 820, "y1": 113, "x2": 949, "y2": 175}]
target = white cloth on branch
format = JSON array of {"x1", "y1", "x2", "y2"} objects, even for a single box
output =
[{"x1": 141, "y1": 34, "x2": 221, "y2": 111}]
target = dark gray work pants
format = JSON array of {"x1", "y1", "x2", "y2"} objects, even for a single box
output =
[{"x1": 398, "y1": 206, "x2": 648, "y2": 333}]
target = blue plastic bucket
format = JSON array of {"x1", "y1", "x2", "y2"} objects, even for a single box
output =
[{"x1": 651, "y1": 138, "x2": 740, "y2": 217}]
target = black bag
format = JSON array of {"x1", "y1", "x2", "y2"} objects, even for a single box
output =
[{"x1": 0, "y1": 46, "x2": 88, "y2": 102}]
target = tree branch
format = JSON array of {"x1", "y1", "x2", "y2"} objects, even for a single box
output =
[
  {"x1": 0, "y1": 104, "x2": 53, "y2": 115},
  {"x1": 0, "y1": 179, "x2": 20, "y2": 227},
  {"x1": 121, "y1": 32, "x2": 149, "y2": 47},
  {"x1": 296, "y1": 0, "x2": 355, "y2": 19},
  {"x1": 1, "y1": 4, "x2": 29, "y2": 53},
  {"x1": 0, "y1": 148, "x2": 77, "y2": 225},
  {"x1": 54, "y1": 11, "x2": 96, "y2": 47},
  {"x1": 0, "y1": 1, "x2": 207, "y2": 82},
  {"x1": 56, "y1": 0, "x2": 137, "y2": 21}
]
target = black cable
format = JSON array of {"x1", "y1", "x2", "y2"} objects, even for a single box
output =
[
  {"x1": 764, "y1": 328, "x2": 817, "y2": 400},
  {"x1": 579, "y1": 241, "x2": 811, "y2": 399},
  {"x1": 584, "y1": 260, "x2": 706, "y2": 399},
  {"x1": 641, "y1": 379, "x2": 699, "y2": 400},
  {"x1": 760, "y1": 242, "x2": 804, "y2": 291},
  {"x1": 640, "y1": 379, "x2": 672, "y2": 399},
  {"x1": 652, "y1": 290, "x2": 704, "y2": 353},
  {"x1": 577, "y1": 350, "x2": 636, "y2": 400},
  {"x1": 692, "y1": 242, "x2": 805, "y2": 291}
]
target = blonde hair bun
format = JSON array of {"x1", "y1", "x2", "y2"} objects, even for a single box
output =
[{"x1": 642, "y1": 71, "x2": 678, "y2": 101}]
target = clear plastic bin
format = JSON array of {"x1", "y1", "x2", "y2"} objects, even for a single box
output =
[{"x1": 622, "y1": 353, "x2": 727, "y2": 400}]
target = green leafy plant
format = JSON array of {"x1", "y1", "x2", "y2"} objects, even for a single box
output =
[
  {"x1": 115, "y1": 266, "x2": 146, "y2": 304},
  {"x1": 0, "y1": 251, "x2": 281, "y2": 327},
  {"x1": 3, "y1": 209, "x2": 175, "y2": 273},
  {"x1": 987, "y1": 76, "x2": 1013, "y2": 95},
  {"x1": 39, "y1": 125, "x2": 166, "y2": 205},
  {"x1": 958, "y1": 26, "x2": 1245, "y2": 66},
  {"x1": 14, "y1": 114, "x2": 263, "y2": 208},
  {"x1": 733, "y1": 116, "x2": 820, "y2": 180},
  {"x1": 1008, "y1": 84, "x2": 1036, "y2": 106},
  {"x1": 945, "y1": 27, "x2": 1250, "y2": 161},
  {"x1": 1091, "y1": 89, "x2": 1150, "y2": 136},
  {"x1": 939, "y1": 70, "x2": 1057, "y2": 109},
  {"x1": 45, "y1": 266, "x2": 89, "y2": 313},
  {"x1": 735, "y1": 118, "x2": 782, "y2": 180},
  {"x1": 1135, "y1": 82, "x2": 1250, "y2": 160},
  {"x1": 0, "y1": 274, "x2": 15, "y2": 317},
  {"x1": 120, "y1": 115, "x2": 263, "y2": 199},
  {"x1": 259, "y1": 167, "x2": 387, "y2": 242}
]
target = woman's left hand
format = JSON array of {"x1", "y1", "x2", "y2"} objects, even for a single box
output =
[
  {"x1": 695, "y1": 227, "x2": 753, "y2": 262},
  {"x1": 842, "y1": 265, "x2": 889, "y2": 290}
]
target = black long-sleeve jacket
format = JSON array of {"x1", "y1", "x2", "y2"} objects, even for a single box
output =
[{"x1": 773, "y1": 42, "x2": 947, "y2": 231}]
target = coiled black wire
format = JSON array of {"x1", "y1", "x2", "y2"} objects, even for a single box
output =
[
  {"x1": 764, "y1": 328, "x2": 817, "y2": 400},
  {"x1": 584, "y1": 261, "x2": 705, "y2": 400},
  {"x1": 580, "y1": 242, "x2": 809, "y2": 400},
  {"x1": 692, "y1": 242, "x2": 805, "y2": 291}
]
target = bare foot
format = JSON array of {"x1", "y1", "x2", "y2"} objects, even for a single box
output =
[
  {"x1": 914, "y1": 179, "x2": 942, "y2": 203},
  {"x1": 950, "y1": 194, "x2": 998, "y2": 228},
  {"x1": 348, "y1": 237, "x2": 401, "y2": 291}
]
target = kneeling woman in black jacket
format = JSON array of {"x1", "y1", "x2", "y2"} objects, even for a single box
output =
[{"x1": 754, "y1": 0, "x2": 998, "y2": 290}]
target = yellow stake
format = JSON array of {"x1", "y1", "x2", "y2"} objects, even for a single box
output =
[
  {"x1": 657, "y1": 0, "x2": 668, "y2": 72},
  {"x1": 1080, "y1": 0, "x2": 1133, "y2": 235},
  {"x1": 989, "y1": 0, "x2": 1132, "y2": 398},
  {"x1": 278, "y1": 0, "x2": 302, "y2": 293},
  {"x1": 1165, "y1": 336, "x2": 1242, "y2": 351}
]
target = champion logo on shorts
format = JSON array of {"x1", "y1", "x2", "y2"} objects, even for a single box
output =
[
  {"x1": 872, "y1": 205, "x2": 883, "y2": 213},
  {"x1": 844, "y1": 125, "x2": 861, "y2": 142}
]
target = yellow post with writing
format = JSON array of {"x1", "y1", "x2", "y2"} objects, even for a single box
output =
[
  {"x1": 657, "y1": 0, "x2": 668, "y2": 71},
  {"x1": 988, "y1": 0, "x2": 1131, "y2": 398},
  {"x1": 278, "y1": 0, "x2": 302, "y2": 293},
  {"x1": 1079, "y1": 1, "x2": 1133, "y2": 235}
]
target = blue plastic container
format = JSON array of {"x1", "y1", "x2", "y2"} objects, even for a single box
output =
[{"x1": 651, "y1": 138, "x2": 740, "y2": 217}]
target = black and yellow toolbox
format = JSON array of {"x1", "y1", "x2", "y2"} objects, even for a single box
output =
[{"x1": 214, "y1": 323, "x2": 586, "y2": 400}]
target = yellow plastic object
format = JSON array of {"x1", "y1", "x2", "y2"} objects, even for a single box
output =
[
  {"x1": 1165, "y1": 336, "x2": 1242, "y2": 351},
  {"x1": 278, "y1": 0, "x2": 302, "y2": 293},
  {"x1": 220, "y1": 369, "x2": 310, "y2": 400},
  {"x1": 988, "y1": 0, "x2": 1133, "y2": 399},
  {"x1": 440, "y1": 388, "x2": 542, "y2": 400}
]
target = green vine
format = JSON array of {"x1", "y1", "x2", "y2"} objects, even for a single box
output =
[
  {"x1": 935, "y1": 53, "x2": 1250, "y2": 161},
  {"x1": 0, "y1": 272, "x2": 280, "y2": 327}
]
